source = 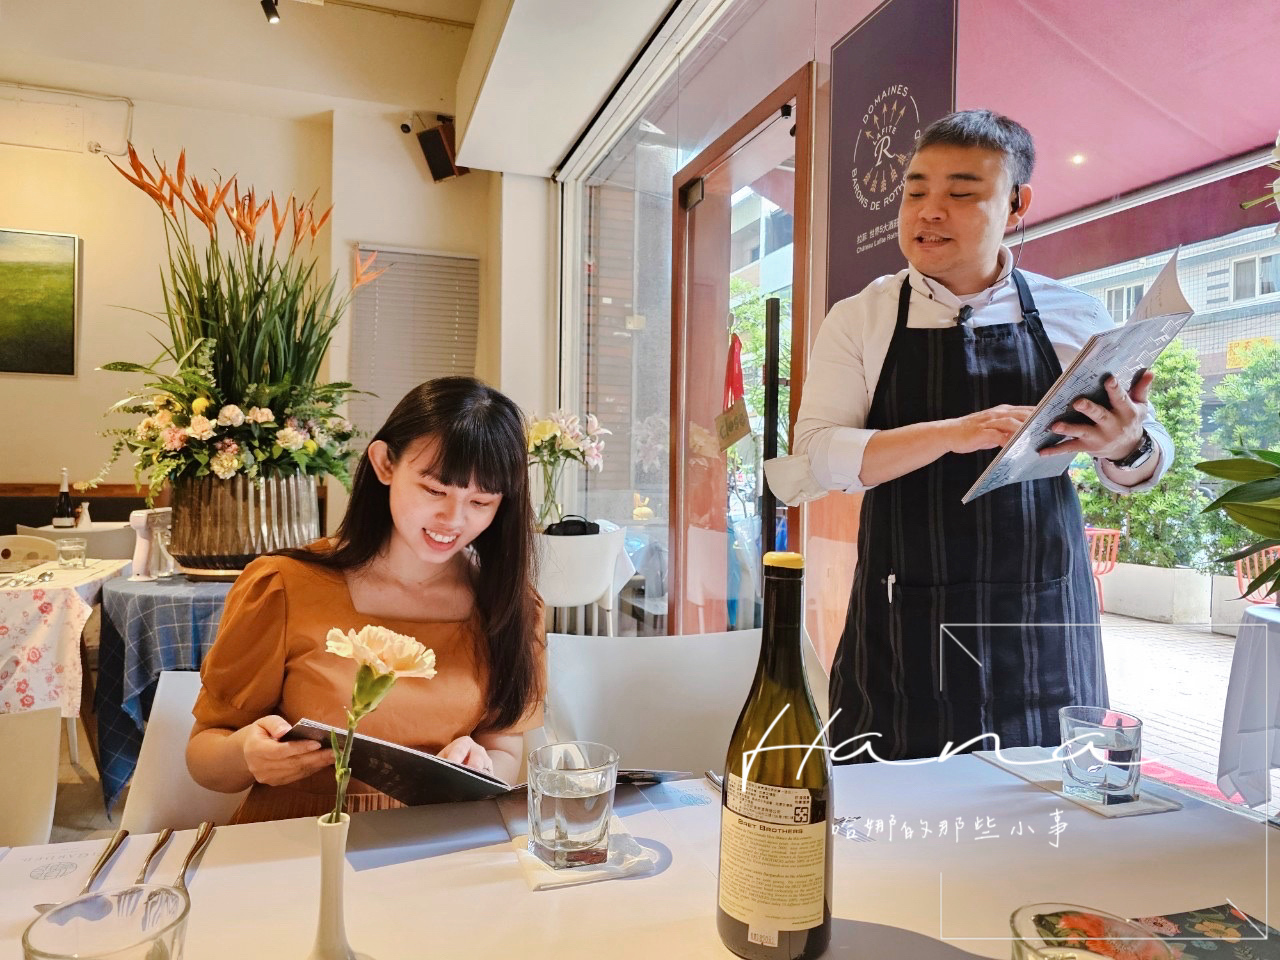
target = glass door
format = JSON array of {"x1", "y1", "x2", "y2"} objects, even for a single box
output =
[{"x1": 669, "y1": 64, "x2": 812, "y2": 634}]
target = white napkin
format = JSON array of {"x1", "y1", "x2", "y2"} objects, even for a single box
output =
[
  {"x1": 976, "y1": 747, "x2": 1182, "y2": 818},
  {"x1": 494, "y1": 792, "x2": 660, "y2": 890}
]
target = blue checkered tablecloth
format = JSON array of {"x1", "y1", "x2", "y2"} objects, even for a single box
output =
[{"x1": 95, "y1": 576, "x2": 232, "y2": 811}]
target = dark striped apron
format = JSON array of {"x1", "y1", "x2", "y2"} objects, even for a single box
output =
[{"x1": 829, "y1": 271, "x2": 1106, "y2": 762}]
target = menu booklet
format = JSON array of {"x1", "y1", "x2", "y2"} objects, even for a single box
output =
[
  {"x1": 285, "y1": 719, "x2": 514, "y2": 805},
  {"x1": 285, "y1": 718, "x2": 689, "y2": 806},
  {"x1": 962, "y1": 249, "x2": 1194, "y2": 503}
]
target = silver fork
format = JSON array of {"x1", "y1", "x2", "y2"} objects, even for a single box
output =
[{"x1": 173, "y1": 822, "x2": 215, "y2": 892}]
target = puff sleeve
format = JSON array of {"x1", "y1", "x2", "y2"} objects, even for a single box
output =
[{"x1": 191, "y1": 558, "x2": 289, "y2": 734}]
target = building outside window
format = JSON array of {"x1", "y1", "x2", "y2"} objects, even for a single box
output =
[{"x1": 1104, "y1": 282, "x2": 1145, "y2": 323}]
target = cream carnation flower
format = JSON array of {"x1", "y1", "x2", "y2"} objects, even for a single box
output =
[
  {"x1": 187, "y1": 415, "x2": 216, "y2": 441},
  {"x1": 276, "y1": 426, "x2": 308, "y2": 450},
  {"x1": 325, "y1": 625, "x2": 436, "y2": 679},
  {"x1": 210, "y1": 450, "x2": 241, "y2": 479},
  {"x1": 217, "y1": 404, "x2": 246, "y2": 427},
  {"x1": 247, "y1": 406, "x2": 275, "y2": 424}
]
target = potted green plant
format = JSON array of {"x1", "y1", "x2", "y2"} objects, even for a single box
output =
[
  {"x1": 90, "y1": 146, "x2": 382, "y2": 576},
  {"x1": 1198, "y1": 449, "x2": 1280, "y2": 602}
]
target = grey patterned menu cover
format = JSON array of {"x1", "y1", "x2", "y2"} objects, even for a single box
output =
[{"x1": 963, "y1": 250, "x2": 1194, "y2": 503}]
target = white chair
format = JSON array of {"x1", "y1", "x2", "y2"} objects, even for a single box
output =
[
  {"x1": 119, "y1": 671, "x2": 249, "y2": 832},
  {"x1": 545, "y1": 628, "x2": 832, "y2": 775},
  {"x1": 0, "y1": 706, "x2": 61, "y2": 845},
  {"x1": 536, "y1": 525, "x2": 626, "y2": 635},
  {"x1": 544, "y1": 629, "x2": 757, "y2": 774},
  {"x1": 16, "y1": 523, "x2": 136, "y2": 560},
  {"x1": 0, "y1": 534, "x2": 58, "y2": 565}
]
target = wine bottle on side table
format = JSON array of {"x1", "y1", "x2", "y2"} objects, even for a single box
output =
[
  {"x1": 52, "y1": 467, "x2": 75, "y2": 528},
  {"x1": 717, "y1": 551, "x2": 833, "y2": 960}
]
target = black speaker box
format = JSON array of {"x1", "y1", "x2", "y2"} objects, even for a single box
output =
[{"x1": 417, "y1": 122, "x2": 469, "y2": 182}]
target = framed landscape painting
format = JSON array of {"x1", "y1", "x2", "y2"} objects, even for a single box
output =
[{"x1": 0, "y1": 228, "x2": 79, "y2": 376}]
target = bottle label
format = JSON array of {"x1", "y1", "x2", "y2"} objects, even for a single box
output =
[{"x1": 718, "y1": 773, "x2": 826, "y2": 936}]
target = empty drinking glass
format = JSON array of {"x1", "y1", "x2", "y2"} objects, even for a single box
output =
[
  {"x1": 527, "y1": 740, "x2": 620, "y2": 868},
  {"x1": 1059, "y1": 706, "x2": 1143, "y2": 804},
  {"x1": 23, "y1": 884, "x2": 190, "y2": 960},
  {"x1": 56, "y1": 538, "x2": 87, "y2": 569}
]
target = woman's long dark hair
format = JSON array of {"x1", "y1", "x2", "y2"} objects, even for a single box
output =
[{"x1": 282, "y1": 377, "x2": 542, "y2": 732}]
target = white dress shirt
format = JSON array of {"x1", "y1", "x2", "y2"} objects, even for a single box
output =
[{"x1": 767, "y1": 246, "x2": 1172, "y2": 505}]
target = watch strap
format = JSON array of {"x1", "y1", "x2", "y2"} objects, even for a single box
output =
[{"x1": 1107, "y1": 431, "x2": 1153, "y2": 468}]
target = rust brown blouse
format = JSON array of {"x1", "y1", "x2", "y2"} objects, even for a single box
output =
[{"x1": 191, "y1": 553, "x2": 544, "y2": 823}]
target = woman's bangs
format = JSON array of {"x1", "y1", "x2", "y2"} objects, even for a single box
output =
[{"x1": 423, "y1": 419, "x2": 521, "y2": 495}]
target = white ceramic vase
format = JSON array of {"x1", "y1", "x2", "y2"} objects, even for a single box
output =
[{"x1": 307, "y1": 813, "x2": 358, "y2": 960}]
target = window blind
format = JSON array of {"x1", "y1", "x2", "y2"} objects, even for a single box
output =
[{"x1": 347, "y1": 247, "x2": 479, "y2": 440}]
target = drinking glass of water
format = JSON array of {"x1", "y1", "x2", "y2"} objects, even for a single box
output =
[
  {"x1": 56, "y1": 538, "x2": 87, "y2": 569},
  {"x1": 1058, "y1": 706, "x2": 1143, "y2": 804},
  {"x1": 527, "y1": 740, "x2": 620, "y2": 868}
]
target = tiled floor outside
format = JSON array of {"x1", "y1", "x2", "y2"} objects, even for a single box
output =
[{"x1": 1100, "y1": 612, "x2": 1278, "y2": 819}]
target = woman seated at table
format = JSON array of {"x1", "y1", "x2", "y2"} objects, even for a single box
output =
[{"x1": 185, "y1": 377, "x2": 545, "y2": 823}]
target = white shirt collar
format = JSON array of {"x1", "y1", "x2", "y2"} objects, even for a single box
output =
[{"x1": 907, "y1": 246, "x2": 1015, "y2": 311}]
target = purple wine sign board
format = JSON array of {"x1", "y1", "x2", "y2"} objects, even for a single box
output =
[
  {"x1": 826, "y1": 0, "x2": 956, "y2": 310},
  {"x1": 0, "y1": 228, "x2": 79, "y2": 376}
]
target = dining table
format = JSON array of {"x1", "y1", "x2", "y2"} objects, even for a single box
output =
[
  {"x1": 0, "y1": 559, "x2": 130, "y2": 718},
  {"x1": 95, "y1": 575, "x2": 233, "y2": 811},
  {"x1": 0, "y1": 756, "x2": 1274, "y2": 958},
  {"x1": 1218, "y1": 603, "x2": 1280, "y2": 808}
]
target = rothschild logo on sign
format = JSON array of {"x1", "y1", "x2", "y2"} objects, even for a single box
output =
[{"x1": 849, "y1": 85, "x2": 921, "y2": 212}]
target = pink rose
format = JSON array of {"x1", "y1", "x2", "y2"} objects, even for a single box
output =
[
  {"x1": 27, "y1": 648, "x2": 41, "y2": 663},
  {"x1": 32, "y1": 589, "x2": 44, "y2": 600},
  {"x1": 39, "y1": 602, "x2": 52, "y2": 615},
  {"x1": 16, "y1": 679, "x2": 28, "y2": 693},
  {"x1": 20, "y1": 694, "x2": 34, "y2": 708},
  {"x1": 0, "y1": 625, "x2": 8, "y2": 636}
]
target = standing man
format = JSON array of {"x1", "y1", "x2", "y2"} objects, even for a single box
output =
[{"x1": 766, "y1": 110, "x2": 1172, "y2": 761}]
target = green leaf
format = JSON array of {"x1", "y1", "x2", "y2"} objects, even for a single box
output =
[
  {"x1": 1244, "y1": 556, "x2": 1280, "y2": 599},
  {"x1": 1216, "y1": 539, "x2": 1280, "y2": 563},
  {"x1": 100, "y1": 361, "x2": 155, "y2": 374},
  {"x1": 1196, "y1": 458, "x2": 1280, "y2": 482},
  {"x1": 1224, "y1": 504, "x2": 1280, "y2": 539},
  {"x1": 1205, "y1": 476, "x2": 1280, "y2": 511},
  {"x1": 1251, "y1": 449, "x2": 1280, "y2": 468}
]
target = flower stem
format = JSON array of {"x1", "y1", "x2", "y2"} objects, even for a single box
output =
[{"x1": 328, "y1": 713, "x2": 359, "y2": 824}]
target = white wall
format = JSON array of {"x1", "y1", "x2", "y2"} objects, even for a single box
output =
[
  {"x1": 0, "y1": 0, "x2": 496, "y2": 517},
  {"x1": 0, "y1": 100, "x2": 330, "y2": 486}
]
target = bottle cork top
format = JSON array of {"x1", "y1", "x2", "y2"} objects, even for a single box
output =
[{"x1": 763, "y1": 551, "x2": 804, "y2": 569}]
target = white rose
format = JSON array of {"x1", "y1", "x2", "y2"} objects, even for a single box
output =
[{"x1": 217, "y1": 405, "x2": 246, "y2": 427}]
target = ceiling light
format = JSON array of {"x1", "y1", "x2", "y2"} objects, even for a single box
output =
[
  {"x1": 261, "y1": 0, "x2": 280, "y2": 23},
  {"x1": 1070, "y1": 154, "x2": 1086, "y2": 165}
]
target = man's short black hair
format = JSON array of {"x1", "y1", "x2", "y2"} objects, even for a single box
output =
[{"x1": 914, "y1": 109, "x2": 1035, "y2": 186}]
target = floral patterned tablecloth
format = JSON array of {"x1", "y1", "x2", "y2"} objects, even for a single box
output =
[{"x1": 0, "y1": 559, "x2": 130, "y2": 717}]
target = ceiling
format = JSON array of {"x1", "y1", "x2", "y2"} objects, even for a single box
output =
[{"x1": 957, "y1": 0, "x2": 1280, "y2": 225}]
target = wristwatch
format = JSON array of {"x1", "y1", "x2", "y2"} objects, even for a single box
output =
[{"x1": 1106, "y1": 431, "x2": 1154, "y2": 470}]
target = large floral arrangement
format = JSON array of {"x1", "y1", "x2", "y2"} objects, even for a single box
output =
[
  {"x1": 90, "y1": 146, "x2": 383, "y2": 501},
  {"x1": 1239, "y1": 130, "x2": 1280, "y2": 232},
  {"x1": 527, "y1": 410, "x2": 610, "y2": 526}
]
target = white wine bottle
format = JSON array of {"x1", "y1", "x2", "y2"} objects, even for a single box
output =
[
  {"x1": 52, "y1": 467, "x2": 75, "y2": 528},
  {"x1": 717, "y1": 551, "x2": 832, "y2": 959}
]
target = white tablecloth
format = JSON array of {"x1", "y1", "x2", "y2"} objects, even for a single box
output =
[
  {"x1": 1218, "y1": 603, "x2": 1280, "y2": 807},
  {"x1": 0, "y1": 559, "x2": 130, "y2": 717},
  {"x1": 0, "y1": 758, "x2": 1274, "y2": 958}
]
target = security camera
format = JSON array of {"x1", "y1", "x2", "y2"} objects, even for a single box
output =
[{"x1": 400, "y1": 120, "x2": 413, "y2": 134}]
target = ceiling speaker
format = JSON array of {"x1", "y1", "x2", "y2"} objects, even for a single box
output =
[{"x1": 417, "y1": 120, "x2": 469, "y2": 182}]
